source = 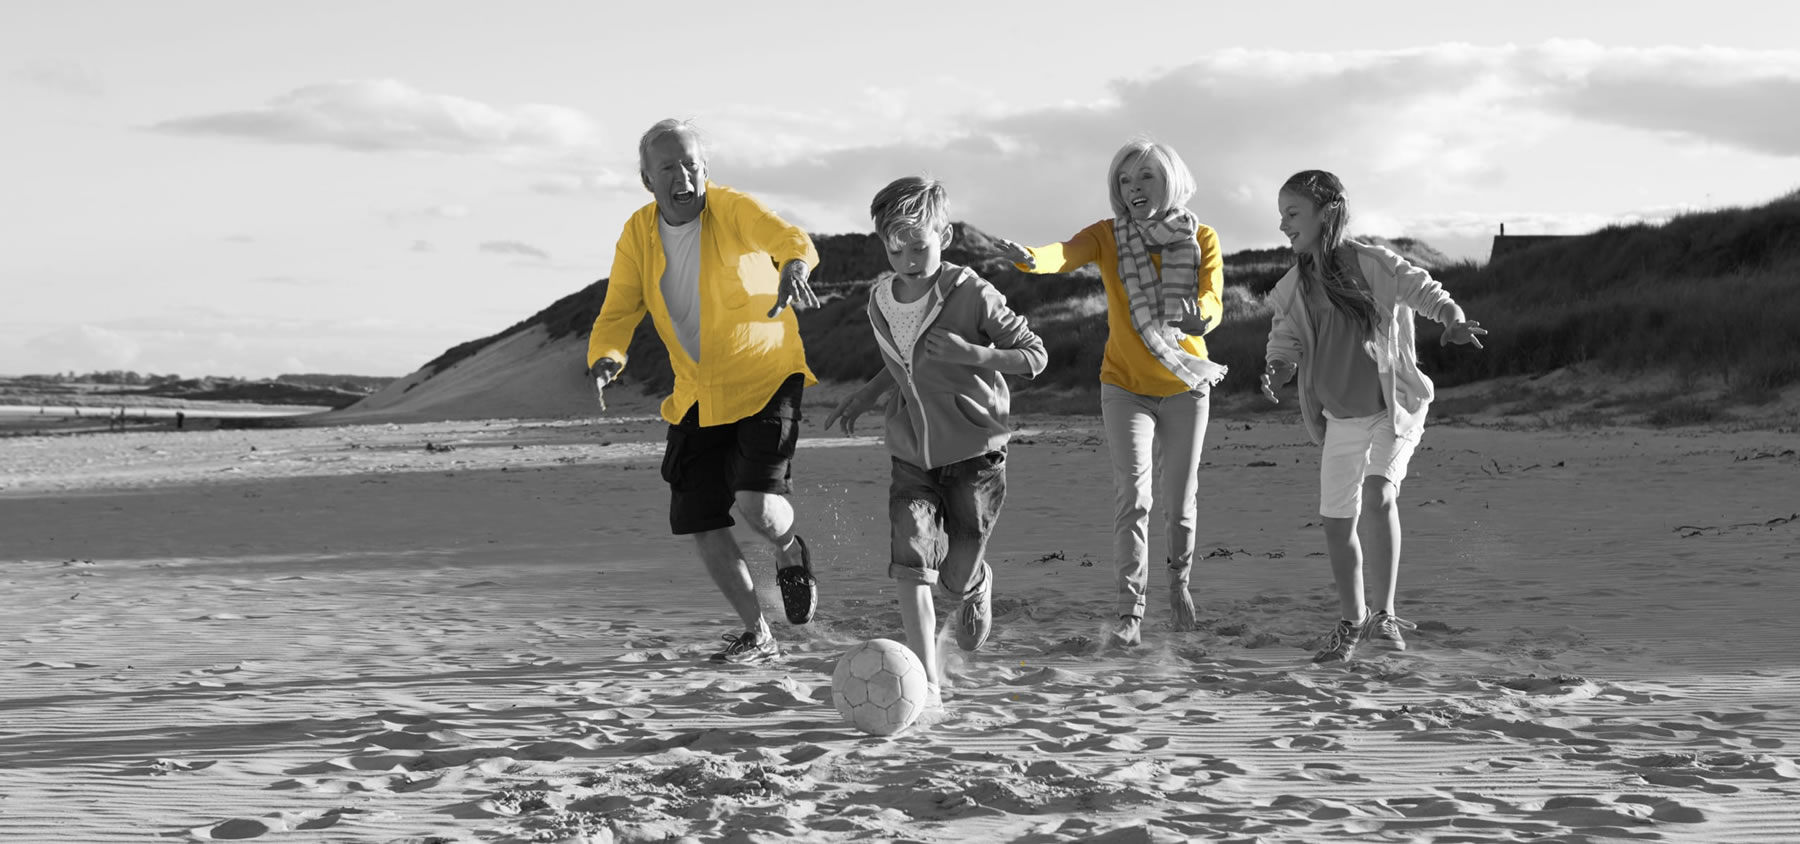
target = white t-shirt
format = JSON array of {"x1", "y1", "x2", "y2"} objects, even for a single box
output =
[
  {"x1": 658, "y1": 215, "x2": 704, "y2": 362},
  {"x1": 875, "y1": 275, "x2": 933, "y2": 374}
]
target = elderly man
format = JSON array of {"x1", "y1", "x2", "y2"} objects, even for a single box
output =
[{"x1": 588, "y1": 119, "x2": 822, "y2": 664}]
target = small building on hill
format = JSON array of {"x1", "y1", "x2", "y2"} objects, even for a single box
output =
[{"x1": 1489, "y1": 223, "x2": 1575, "y2": 262}]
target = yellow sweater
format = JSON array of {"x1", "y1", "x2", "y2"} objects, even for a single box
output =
[
  {"x1": 588, "y1": 183, "x2": 820, "y2": 426},
  {"x1": 1021, "y1": 219, "x2": 1224, "y2": 397}
]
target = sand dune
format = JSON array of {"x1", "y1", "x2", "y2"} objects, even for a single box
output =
[
  {"x1": 325, "y1": 326, "x2": 643, "y2": 427},
  {"x1": 2, "y1": 414, "x2": 1797, "y2": 842}
]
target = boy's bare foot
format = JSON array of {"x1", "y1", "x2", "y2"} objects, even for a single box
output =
[{"x1": 1170, "y1": 585, "x2": 1197, "y2": 632}]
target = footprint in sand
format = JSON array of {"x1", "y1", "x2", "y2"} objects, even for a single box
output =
[
  {"x1": 190, "y1": 817, "x2": 282, "y2": 839},
  {"x1": 1598, "y1": 751, "x2": 1800, "y2": 793},
  {"x1": 1253, "y1": 733, "x2": 1345, "y2": 751},
  {"x1": 1267, "y1": 793, "x2": 1365, "y2": 820},
  {"x1": 113, "y1": 758, "x2": 218, "y2": 776},
  {"x1": 1278, "y1": 762, "x2": 1370, "y2": 783}
]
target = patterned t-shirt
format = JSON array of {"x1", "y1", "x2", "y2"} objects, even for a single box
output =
[{"x1": 875, "y1": 275, "x2": 934, "y2": 375}]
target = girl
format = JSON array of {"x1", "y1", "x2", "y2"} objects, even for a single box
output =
[
  {"x1": 1261, "y1": 170, "x2": 1487, "y2": 663},
  {"x1": 997, "y1": 138, "x2": 1228, "y2": 648}
]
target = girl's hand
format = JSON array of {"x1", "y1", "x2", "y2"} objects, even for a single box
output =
[
  {"x1": 1441, "y1": 319, "x2": 1487, "y2": 349},
  {"x1": 995, "y1": 238, "x2": 1036, "y2": 270},
  {"x1": 922, "y1": 326, "x2": 982, "y2": 365},
  {"x1": 1260, "y1": 359, "x2": 1297, "y2": 403},
  {"x1": 1166, "y1": 299, "x2": 1214, "y2": 336}
]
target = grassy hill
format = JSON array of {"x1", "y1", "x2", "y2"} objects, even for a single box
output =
[
  {"x1": 373, "y1": 190, "x2": 1798, "y2": 421},
  {"x1": 1412, "y1": 190, "x2": 1800, "y2": 404}
]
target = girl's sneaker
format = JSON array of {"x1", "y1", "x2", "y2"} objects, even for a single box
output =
[
  {"x1": 1312, "y1": 618, "x2": 1361, "y2": 663},
  {"x1": 709, "y1": 629, "x2": 781, "y2": 664},
  {"x1": 1361, "y1": 610, "x2": 1417, "y2": 651}
]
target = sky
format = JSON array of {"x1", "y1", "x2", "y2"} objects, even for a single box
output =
[{"x1": 5, "y1": 0, "x2": 1799, "y2": 379}]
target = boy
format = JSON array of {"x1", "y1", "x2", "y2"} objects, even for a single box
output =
[{"x1": 822, "y1": 177, "x2": 1047, "y2": 705}]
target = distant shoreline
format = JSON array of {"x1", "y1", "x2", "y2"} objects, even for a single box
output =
[{"x1": 0, "y1": 404, "x2": 324, "y2": 420}]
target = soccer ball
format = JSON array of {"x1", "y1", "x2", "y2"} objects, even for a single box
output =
[{"x1": 831, "y1": 638, "x2": 930, "y2": 736}]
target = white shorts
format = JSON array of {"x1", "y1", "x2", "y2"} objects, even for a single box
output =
[{"x1": 1319, "y1": 409, "x2": 1420, "y2": 519}]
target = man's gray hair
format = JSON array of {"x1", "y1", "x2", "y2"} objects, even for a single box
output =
[{"x1": 637, "y1": 119, "x2": 707, "y2": 190}]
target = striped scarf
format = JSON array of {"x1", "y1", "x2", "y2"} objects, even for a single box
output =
[{"x1": 1113, "y1": 210, "x2": 1228, "y2": 391}]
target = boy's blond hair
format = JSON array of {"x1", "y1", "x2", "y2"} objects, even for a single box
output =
[{"x1": 870, "y1": 176, "x2": 951, "y2": 249}]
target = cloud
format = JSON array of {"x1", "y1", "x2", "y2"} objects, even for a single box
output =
[
  {"x1": 479, "y1": 240, "x2": 550, "y2": 260},
  {"x1": 151, "y1": 79, "x2": 602, "y2": 160},
  {"x1": 1529, "y1": 42, "x2": 1800, "y2": 157},
  {"x1": 247, "y1": 275, "x2": 325, "y2": 287},
  {"x1": 411, "y1": 240, "x2": 435, "y2": 253},
  {"x1": 13, "y1": 59, "x2": 103, "y2": 97},
  {"x1": 714, "y1": 41, "x2": 1800, "y2": 257},
  {"x1": 224, "y1": 234, "x2": 256, "y2": 244},
  {"x1": 531, "y1": 170, "x2": 633, "y2": 197},
  {"x1": 386, "y1": 204, "x2": 471, "y2": 224},
  {"x1": 9, "y1": 313, "x2": 471, "y2": 378},
  {"x1": 18, "y1": 324, "x2": 142, "y2": 372}
]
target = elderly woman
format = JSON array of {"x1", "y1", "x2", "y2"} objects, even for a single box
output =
[{"x1": 997, "y1": 137, "x2": 1227, "y2": 648}]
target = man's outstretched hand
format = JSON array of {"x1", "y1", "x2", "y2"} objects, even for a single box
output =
[
  {"x1": 591, "y1": 358, "x2": 622, "y2": 411},
  {"x1": 769, "y1": 259, "x2": 820, "y2": 318}
]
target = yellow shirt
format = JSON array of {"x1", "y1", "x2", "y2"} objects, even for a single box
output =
[
  {"x1": 1022, "y1": 219, "x2": 1224, "y2": 397},
  {"x1": 588, "y1": 183, "x2": 820, "y2": 425}
]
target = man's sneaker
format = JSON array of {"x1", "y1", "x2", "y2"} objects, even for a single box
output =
[
  {"x1": 1312, "y1": 618, "x2": 1361, "y2": 663},
  {"x1": 955, "y1": 589, "x2": 993, "y2": 652},
  {"x1": 1109, "y1": 615, "x2": 1143, "y2": 649},
  {"x1": 775, "y1": 535, "x2": 818, "y2": 625},
  {"x1": 709, "y1": 630, "x2": 780, "y2": 664},
  {"x1": 1361, "y1": 610, "x2": 1418, "y2": 651}
]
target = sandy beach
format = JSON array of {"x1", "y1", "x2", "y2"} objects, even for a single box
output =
[{"x1": 3, "y1": 411, "x2": 1797, "y2": 842}]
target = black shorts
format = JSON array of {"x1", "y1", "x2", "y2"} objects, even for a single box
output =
[{"x1": 660, "y1": 373, "x2": 804, "y2": 535}]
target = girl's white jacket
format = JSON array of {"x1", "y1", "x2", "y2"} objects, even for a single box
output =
[{"x1": 1265, "y1": 241, "x2": 1464, "y2": 446}]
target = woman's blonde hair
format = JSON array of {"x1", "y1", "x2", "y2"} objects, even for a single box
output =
[
  {"x1": 1280, "y1": 169, "x2": 1378, "y2": 337},
  {"x1": 1107, "y1": 137, "x2": 1196, "y2": 219}
]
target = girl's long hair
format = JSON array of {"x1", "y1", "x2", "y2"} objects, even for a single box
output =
[{"x1": 1282, "y1": 170, "x2": 1379, "y2": 337}]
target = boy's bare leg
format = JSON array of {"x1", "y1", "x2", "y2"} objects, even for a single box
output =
[
  {"x1": 1357, "y1": 476, "x2": 1402, "y2": 616},
  {"x1": 692, "y1": 528, "x2": 769, "y2": 636},
  {"x1": 735, "y1": 490, "x2": 804, "y2": 567},
  {"x1": 897, "y1": 581, "x2": 942, "y2": 690},
  {"x1": 1321, "y1": 516, "x2": 1366, "y2": 623}
]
